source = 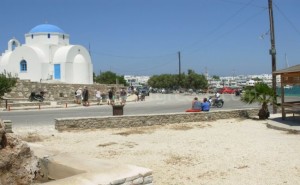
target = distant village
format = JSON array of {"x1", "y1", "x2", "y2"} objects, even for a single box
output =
[{"x1": 124, "y1": 74, "x2": 282, "y2": 89}]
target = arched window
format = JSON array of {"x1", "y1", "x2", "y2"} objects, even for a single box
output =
[
  {"x1": 20, "y1": 60, "x2": 27, "y2": 72},
  {"x1": 11, "y1": 41, "x2": 16, "y2": 51}
]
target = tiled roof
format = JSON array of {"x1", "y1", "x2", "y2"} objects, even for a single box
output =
[{"x1": 273, "y1": 64, "x2": 300, "y2": 74}]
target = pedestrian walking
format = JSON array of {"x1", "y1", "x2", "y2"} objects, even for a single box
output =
[
  {"x1": 75, "y1": 88, "x2": 82, "y2": 104},
  {"x1": 108, "y1": 89, "x2": 114, "y2": 105},
  {"x1": 95, "y1": 89, "x2": 102, "y2": 105},
  {"x1": 82, "y1": 86, "x2": 89, "y2": 106},
  {"x1": 120, "y1": 88, "x2": 127, "y2": 105}
]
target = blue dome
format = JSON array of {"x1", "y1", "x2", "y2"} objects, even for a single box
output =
[{"x1": 29, "y1": 24, "x2": 65, "y2": 34}]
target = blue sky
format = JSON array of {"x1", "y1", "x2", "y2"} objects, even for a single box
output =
[{"x1": 0, "y1": 0, "x2": 299, "y2": 77}]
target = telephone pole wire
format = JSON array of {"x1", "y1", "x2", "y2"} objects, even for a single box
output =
[
  {"x1": 178, "y1": 51, "x2": 181, "y2": 87},
  {"x1": 268, "y1": 0, "x2": 277, "y2": 113}
]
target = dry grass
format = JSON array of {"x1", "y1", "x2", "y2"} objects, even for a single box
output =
[
  {"x1": 168, "y1": 124, "x2": 194, "y2": 131},
  {"x1": 122, "y1": 141, "x2": 138, "y2": 148},
  {"x1": 98, "y1": 142, "x2": 117, "y2": 147},
  {"x1": 113, "y1": 126, "x2": 156, "y2": 136},
  {"x1": 234, "y1": 165, "x2": 249, "y2": 169},
  {"x1": 114, "y1": 122, "x2": 210, "y2": 135},
  {"x1": 286, "y1": 130, "x2": 300, "y2": 135},
  {"x1": 164, "y1": 154, "x2": 193, "y2": 166},
  {"x1": 113, "y1": 129, "x2": 147, "y2": 136}
]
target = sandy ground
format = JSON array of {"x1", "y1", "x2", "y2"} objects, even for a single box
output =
[{"x1": 13, "y1": 115, "x2": 300, "y2": 185}]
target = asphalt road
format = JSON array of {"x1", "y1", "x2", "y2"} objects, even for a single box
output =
[{"x1": 0, "y1": 93, "x2": 258, "y2": 126}]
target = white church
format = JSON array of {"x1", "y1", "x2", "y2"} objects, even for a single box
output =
[{"x1": 0, "y1": 24, "x2": 93, "y2": 84}]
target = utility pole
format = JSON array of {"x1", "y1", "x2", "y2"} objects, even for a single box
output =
[
  {"x1": 178, "y1": 51, "x2": 181, "y2": 87},
  {"x1": 268, "y1": 0, "x2": 277, "y2": 113}
]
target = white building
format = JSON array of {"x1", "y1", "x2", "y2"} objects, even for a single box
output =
[
  {"x1": 124, "y1": 75, "x2": 150, "y2": 85},
  {"x1": 0, "y1": 24, "x2": 93, "y2": 84}
]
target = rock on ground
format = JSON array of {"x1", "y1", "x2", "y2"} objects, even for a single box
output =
[{"x1": 0, "y1": 121, "x2": 39, "y2": 185}]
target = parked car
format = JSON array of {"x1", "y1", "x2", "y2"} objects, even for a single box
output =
[
  {"x1": 218, "y1": 87, "x2": 235, "y2": 94},
  {"x1": 138, "y1": 87, "x2": 150, "y2": 96}
]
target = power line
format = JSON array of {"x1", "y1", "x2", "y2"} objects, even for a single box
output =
[
  {"x1": 180, "y1": 0, "x2": 263, "y2": 53},
  {"x1": 273, "y1": 2, "x2": 300, "y2": 36},
  {"x1": 215, "y1": 0, "x2": 266, "y2": 9},
  {"x1": 101, "y1": 56, "x2": 177, "y2": 74},
  {"x1": 187, "y1": 8, "x2": 267, "y2": 54},
  {"x1": 90, "y1": 50, "x2": 177, "y2": 59}
]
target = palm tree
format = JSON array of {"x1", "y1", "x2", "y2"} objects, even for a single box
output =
[{"x1": 241, "y1": 83, "x2": 276, "y2": 120}]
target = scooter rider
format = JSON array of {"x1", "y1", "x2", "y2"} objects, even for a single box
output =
[{"x1": 215, "y1": 92, "x2": 220, "y2": 103}]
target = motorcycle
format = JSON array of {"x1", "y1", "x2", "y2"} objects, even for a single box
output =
[
  {"x1": 28, "y1": 91, "x2": 45, "y2": 102},
  {"x1": 208, "y1": 96, "x2": 224, "y2": 108}
]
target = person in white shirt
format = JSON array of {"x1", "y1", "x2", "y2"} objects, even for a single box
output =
[
  {"x1": 215, "y1": 92, "x2": 220, "y2": 99},
  {"x1": 75, "y1": 88, "x2": 82, "y2": 104},
  {"x1": 95, "y1": 89, "x2": 101, "y2": 105}
]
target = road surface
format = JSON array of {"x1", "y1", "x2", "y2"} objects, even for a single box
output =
[{"x1": 0, "y1": 93, "x2": 258, "y2": 126}]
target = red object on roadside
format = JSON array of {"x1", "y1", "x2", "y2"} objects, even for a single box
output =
[
  {"x1": 218, "y1": 87, "x2": 235, "y2": 94},
  {"x1": 185, "y1": 109, "x2": 201, "y2": 112}
]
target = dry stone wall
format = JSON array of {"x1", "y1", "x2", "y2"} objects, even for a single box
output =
[
  {"x1": 3, "y1": 79, "x2": 122, "y2": 102},
  {"x1": 55, "y1": 109, "x2": 258, "y2": 131}
]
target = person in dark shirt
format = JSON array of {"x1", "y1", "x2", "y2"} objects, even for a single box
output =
[
  {"x1": 82, "y1": 86, "x2": 89, "y2": 106},
  {"x1": 108, "y1": 89, "x2": 114, "y2": 105}
]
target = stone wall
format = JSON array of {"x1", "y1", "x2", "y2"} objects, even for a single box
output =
[
  {"x1": 0, "y1": 120, "x2": 39, "y2": 185},
  {"x1": 3, "y1": 79, "x2": 122, "y2": 102},
  {"x1": 55, "y1": 109, "x2": 258, "y2": 131}
]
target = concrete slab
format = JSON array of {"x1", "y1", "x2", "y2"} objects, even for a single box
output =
[
  {"x1": 30, "y1": 144, "x2": 153, "y2": 185},
  {"x1": 267, "y1": 115, "x2": 300, "y2": 133}
]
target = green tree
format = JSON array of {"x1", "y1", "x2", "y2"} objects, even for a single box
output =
[
  {"x1": 0, "y1": 72, "x2": 17, "y2": 98},
  {"x1": 252, "y1": 77, "x2": 262, "y2": 81},
  {"x1": 148, "y1": 74, "x2": 176, "y2": 89},
  {"x1": 212, "y1": 75, "x2": 220, "y2": 80},
  {"x1": 94, "y1": 71, "x2": 127, "y2": 85},
  {"x1": 93, "y1": 72, "x2": 96, "y2": 82},
  {"x1": 148, "y1": 70, "x2": 208, "y2": 90},
  {"x1": 182, "y1": 70, "x2": 208, "y2": 90},
  {"x1": 240, "y1": 83, "x2": 276, "y2": 120}
]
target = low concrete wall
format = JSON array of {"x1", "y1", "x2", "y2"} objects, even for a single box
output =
[
  {"x1": 55, "y1": 109, "x2": 258, "y2": 131},
  {"x1": 38, "y1": 157, "x2": 153, "y2": 185}
]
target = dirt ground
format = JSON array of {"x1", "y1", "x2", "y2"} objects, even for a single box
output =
[{"x1": 14, "y1": 116, "x2": 300, "y2": 185}]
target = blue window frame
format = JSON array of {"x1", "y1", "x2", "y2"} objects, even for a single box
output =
[{"x1": 20, "y1": 60, "x2": 27, "y2": 72}]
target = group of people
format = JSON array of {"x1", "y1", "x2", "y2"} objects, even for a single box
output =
[
  {"x1": 75, "y1": 87, "x2": 128, "y2": 106},
  {"x1": 188, "y1": 92, "x2": 221, "y2": 112},
  {"x1": 190, "y1": 97, "x2": 210, "y2": 112},
  {"x1": 107, "y1": 88, "x2": 127, "y2": 105},
  {"x1": 75, "y1": 86, "x2": 90, "y2": 106},
  {"x1": 75, "y1": 86, "x2": 127, "y2": 106}
]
